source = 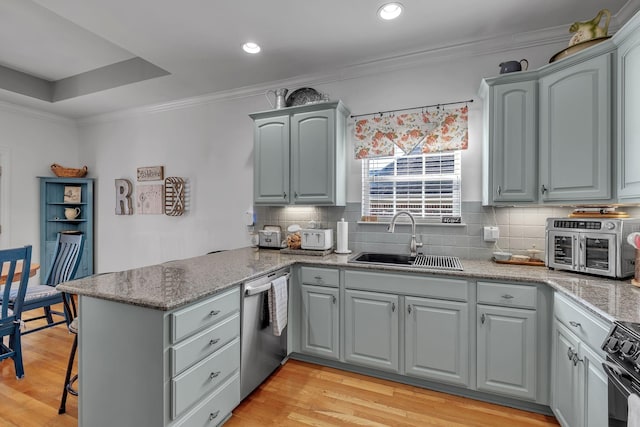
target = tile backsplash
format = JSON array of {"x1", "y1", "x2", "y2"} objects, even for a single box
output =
[{"x1": 254, "y1": 203, "x2": 640, "y2": 260}]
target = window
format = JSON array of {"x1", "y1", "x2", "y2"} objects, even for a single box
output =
[{"x1": 361, "y1": 148, "x2": 461, "y2": 222}]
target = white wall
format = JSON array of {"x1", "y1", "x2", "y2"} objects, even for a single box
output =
[
  {"x1": 79, "y1": 41, "x2": 568, "y2": 272},
  {"x1": 0, "y1": 104, "x2": 80, "y2": 267}
]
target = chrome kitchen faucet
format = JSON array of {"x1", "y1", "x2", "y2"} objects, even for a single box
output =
[{"x1": 387, "y1": 211, "x2": 423, "y2": 257}]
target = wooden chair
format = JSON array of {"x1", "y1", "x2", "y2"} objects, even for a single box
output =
[
  {"x1": 0, "y1": 245, "x2": 32, "y2": 379},
  {"x1": 20, "y1": 233, "x2": 84, "y2": 334}
]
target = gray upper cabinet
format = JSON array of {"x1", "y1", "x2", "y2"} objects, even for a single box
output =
[
  {"x1": 614, "y1": 12, "x2": 640, "y2": 202},
  {"x1": 252, "y1": 115, "x2": 290, "y2": 204},
  {"x1": 539, "y1": 53, "x2": 612, "y2": 203},
  {"x1": 480, "y1": 78, "x2": 538, "y2": 205},
  {"x1": 480, "y1": 41, "x2": 616, "y2": 206},
  {"x1": 250, "y1": 101, "x2": 349, "y2": 206}
]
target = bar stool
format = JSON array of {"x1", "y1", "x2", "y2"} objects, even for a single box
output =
[{"x1": 58, "y1": 292, "x2": 78, "y2": 415}]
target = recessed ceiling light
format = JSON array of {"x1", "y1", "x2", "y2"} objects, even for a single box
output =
[
  {"x1": 378, "y1": 2, "x2": 403, "y2": 20},
  {"x1": 242, "y1": 42, "x2": 261, "y2": 54}
]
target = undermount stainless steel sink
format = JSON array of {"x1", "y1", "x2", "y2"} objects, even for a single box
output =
[{"x1": 349, "y1": 252, "x2": 464, "y2": 271}]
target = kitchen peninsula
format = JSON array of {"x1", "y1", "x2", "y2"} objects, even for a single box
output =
[{"x1": 58, "y1": 247, "x2": 639, "y2": 426}]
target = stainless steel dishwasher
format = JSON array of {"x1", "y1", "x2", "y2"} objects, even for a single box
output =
[{"x1": 240, "y1": 268, "x2": 289, "y2": 399}]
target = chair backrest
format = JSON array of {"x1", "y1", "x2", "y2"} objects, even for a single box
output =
[
  {"x1": 1, "y1": 246, "x2": 32, "y2": 322},
  {"x1": 44, "y1": 233, "x2": 84, "y2": 287}
]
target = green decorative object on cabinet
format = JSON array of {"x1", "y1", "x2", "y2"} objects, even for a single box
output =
[{"x1": 39, "y1": 177, "x2": 94, "y2": 281}]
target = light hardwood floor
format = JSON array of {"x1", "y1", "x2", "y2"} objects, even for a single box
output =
[{"x1": 1, "y1": 306, "x2": 559, "y2": 426}]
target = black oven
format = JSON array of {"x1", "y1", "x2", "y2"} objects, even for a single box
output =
[{"x1": 602, "y1": 321, "x2": 640, "y2": 426}]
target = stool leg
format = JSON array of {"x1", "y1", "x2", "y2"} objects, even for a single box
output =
[{"x1": 58, "y1": 334, "x2": 77, "y2": 415}]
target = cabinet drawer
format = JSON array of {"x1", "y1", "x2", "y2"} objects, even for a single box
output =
[
  {"x1": 477, "y1": 282, "x2": 537, "y2": 309},
  {"x1": 174, "y1": 373, "x2": 240, "y2": 427},
  {"x1": 171, "y1": 287, "x2": 240, "y2": 343},
  {"x1": 171, "y1": 338, "x2": 240, "y2": 419},
  {"x1": 171, "y1": 313, "x2": 239, "y2": 376},
  {"x1": 300, "y1": 266, "x2": 339, "y2": 287},
  {"x1": 345, "y1": 270, "x2": 468, "y2": 301},
  {"x1": 554, "y1": 292, "x2": 610, "y2": 352}
]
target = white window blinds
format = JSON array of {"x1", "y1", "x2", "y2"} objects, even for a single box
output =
[{"x1": 362, "y1": 150, "x2": 461, "y2": 221}]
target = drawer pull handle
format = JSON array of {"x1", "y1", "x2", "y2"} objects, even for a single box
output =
[
  {"x1": 209, "y1": 338, "x2": 220, "y2": 346},
  {"x1": 209, "y1": 310, "x2": 221, "y2": 317},
  {"x1": 209, "y1": 371, "x2": 221, "y2": 380},
  {"x1": 569, "y1": 321, "x2": 581, "y2": 328},
  {"x1": 209, "y1": 410, "x2": 220, "y2": 421},
  {"x1": 502, "y1": 294, "x2": 514, "y2": 299},
  {"x1": 314, "y1": 276, "x2": 323, "y2": 280}
]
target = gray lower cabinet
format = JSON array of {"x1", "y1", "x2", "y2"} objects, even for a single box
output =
[
  {"x1": 614, "y1": 12, "x2": 640, "y2": 202},
  {"x1": 78, "y1": 287, "x2": 241, "y2": 427},
  {"x1": 476, "y1": 304, "x2": 537, "y2": 400},
  {"x1": 551, "y1": 292, "x2": 609, "y2": 427},
  {"x1": 538, "y1": 52, "x2": 612, "y2": 203},
  {"x1": 300, "y1": 284, "x2": 339, "y2": 360},
  {"x1": 344, "y1": 289, "x2": 400, "y2": 373},
  {"x1": 405, "y1": 296, "x2": 470, "y2": 386}
]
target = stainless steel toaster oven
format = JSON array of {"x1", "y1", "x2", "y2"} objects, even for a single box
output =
[{"x1": 545, "y1": 217, "x2": 640, "y2": 278}]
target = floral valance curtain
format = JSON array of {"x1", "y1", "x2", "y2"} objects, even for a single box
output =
[{"x1": 353, "y1": 106, "x2": 468, "y2": 159}]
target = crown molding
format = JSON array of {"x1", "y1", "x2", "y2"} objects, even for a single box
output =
[
  {"x1": 0, "y1": 98, "x2": 75, "y2": 125},
  {"x1": 79, "y1": 2, "x2": 640, "y2": 126}
]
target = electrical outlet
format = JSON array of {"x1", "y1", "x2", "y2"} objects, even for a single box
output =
[{"x1": 483, "y1": 226, "x2": 500, "y2": 242}]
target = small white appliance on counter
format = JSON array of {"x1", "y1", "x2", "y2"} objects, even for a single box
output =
[
  {"x1": 300, "y1": 228, "x2": 333, "y2": 250},
  {"x1": 258, "y1": 225, "x2": 283, "y2": 248}
]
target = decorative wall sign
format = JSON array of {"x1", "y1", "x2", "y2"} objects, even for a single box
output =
[
  {"x1": 64, "y1": 186, "x2": 81, "y2": 203},
  {"x1": 164, "y1": 177, "x2": 186, "y2": 216},
  {"x1": 115, "y1": 179, "x2": 133, "y2": 215},
  {"x1": 137, "y1": 166, "x2": 164, "y2": 182},
  {"x1": 136, "y1": 184, "x2": 164, "y2": 214}
]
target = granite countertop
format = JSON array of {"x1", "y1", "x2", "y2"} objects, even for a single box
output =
[{"x1": 57, "y1": 247, "x2": 640, "y2": 324}]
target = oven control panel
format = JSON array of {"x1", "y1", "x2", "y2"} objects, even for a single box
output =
[{"x1": 604, "y1": 322, "x2": 640, "y2": 375}]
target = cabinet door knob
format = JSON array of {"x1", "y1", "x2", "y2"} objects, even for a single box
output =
[
  {"x1": 567, "y1": 347, "x2": 575, "y2": 360},
  {"x1": 332, "y1": 295, "x2": 337, "y2": 304},
  {"x1": 407, "y1": 304, "x2": 412, "y2": 314},
  {"x1": 294, "y1": 192, "x2": 298, "y2": 199},
  {"x1": 572, "y1": 354, "x2": 583, "y2": 366},
  {"x1": 283, "y1": 192, "x2": 287, "y2": 199},
  {"x1": 391, "y1": 302, "x2": 396, "y2": 312},
  {"x1": 541, "y1": 184, "x2": 548, "y2": 194},
  {"x1": 481, "y1": 313, "x2": 486, "y2": 324},
  {"x1": 496, "y1": 185, "x2": 502, "y2": 196}
]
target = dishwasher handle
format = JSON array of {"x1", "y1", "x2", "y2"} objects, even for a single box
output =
[{"x1": 245, "y1": 282, "x2": 272, "y2": 296}]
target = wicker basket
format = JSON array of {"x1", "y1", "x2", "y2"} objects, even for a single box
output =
[{"x1": 51, "y1": 163, "x2": 88, "y2": 178}]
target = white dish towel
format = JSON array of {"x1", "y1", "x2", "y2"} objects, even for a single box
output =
[
  {"x1": 268, "y1": 276, "x2": 288, "y2": 336},
  {"x1": 630, "y1": 393, "x2": 640, "y2": 427}
]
